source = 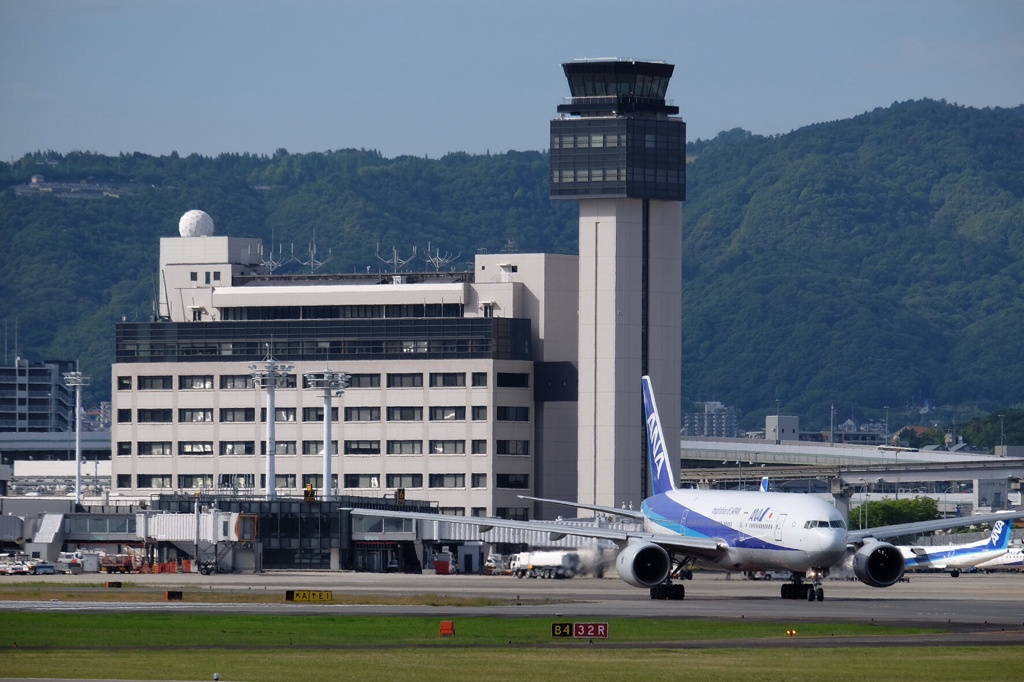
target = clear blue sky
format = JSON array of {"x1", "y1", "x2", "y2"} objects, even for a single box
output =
[{"x1": 2, "y1": 0, "x2": 1022, "y2": 161}]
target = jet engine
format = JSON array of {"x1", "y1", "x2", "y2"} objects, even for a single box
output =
[
  {"x1": 616, "y1": 541, "x2": 671, "y2": 588},
  {"x1": 852, "y1": 540, "x2": 905, "y2": 587}
]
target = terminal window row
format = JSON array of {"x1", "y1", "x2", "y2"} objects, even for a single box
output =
[
  {"x1": 118, "y1": 372, "x2": 528, "y2": 391},
  {"x1": 119, "y1": 472, "x2": 507, "y2": 491},
  {"x1": 122, "y1": 473, "x2": 361, "y2": 490},
  {"x1": 117, "y1": 405, "x2": 526, "y2": 424},
  {"x1": 117, "y1": 439, "x2": 530, "y2": 457},
  {"x1": 219, "y1": 302, "x2": 464, "y2": 321}
]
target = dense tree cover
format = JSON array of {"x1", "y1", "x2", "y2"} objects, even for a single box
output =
[
  {"x1": 847, "y1": 496, "x2": 939, "y2": 532},
  {"x1": 1, "y1": 99, "x2": 1022, "y2": 432},
  {"x1": 683, "y1": 100, "x2": 1024, "y2": 431},
  {"x1": 960, "y1": 408, "x2": 1024, "y2": 450}
]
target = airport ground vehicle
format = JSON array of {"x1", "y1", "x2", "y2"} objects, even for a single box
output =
[
  {"x1": 29, "y1": 561, "x2": 56, "y2": 575},
  {"x1": 100, "y1": 554, "x2": 134, "y2": 573},
  {"x1": 484, "y1": 554, "x2": 510, "y2": 575},
  {"x1": 746, "y1": 570, "x2": 791, "y2": 581},
  {"x1": 509, "y1": 550, "x2": 583, "y2": 579}
]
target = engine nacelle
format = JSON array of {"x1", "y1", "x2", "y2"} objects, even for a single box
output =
[
  {"x1": 616, "y1": 542, "x2": 671, "y2": 588},
  {"x1": 852, "y1": 541, "x2": 905, "y2": 587}
]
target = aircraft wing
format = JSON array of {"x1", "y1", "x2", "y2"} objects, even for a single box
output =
[
  {"x1": 515, "y1": 494, "x2": 647, "y2": 521},
  {"x1": 343, "y1": 507, "x2": 726, "y2": 555},
  {"x1": 848, "y1": 509, "x2": 1024, "y2": 544}
]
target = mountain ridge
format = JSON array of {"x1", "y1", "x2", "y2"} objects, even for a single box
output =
[{"x1": 2, "y1": 98, "x2": 1022, "y2": 431}]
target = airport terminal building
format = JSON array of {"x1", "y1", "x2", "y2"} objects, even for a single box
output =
[{"x1": 109, "y1": 213, "x2": 580, "y2": 520}]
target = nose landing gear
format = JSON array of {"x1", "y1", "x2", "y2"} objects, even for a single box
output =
[{"x1": 781, "y1": 570, "x2": 825, "y2": 602}]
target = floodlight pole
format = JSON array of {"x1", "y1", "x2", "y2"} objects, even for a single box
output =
[
  {"x1": 303, "y1": 370, "x2": 349, "y2": 500},
  {"x1": 63, "y1": 369, "x2": 90, "y2": 505},
  {"x1": 250, "y1": 354, "x2": 293, "y2": 501}
]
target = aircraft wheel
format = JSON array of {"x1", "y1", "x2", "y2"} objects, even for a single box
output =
[
  {"x1": 781, "y1": 583, "x2": 789, "y2": 599},
  {"x1": 806, "y1": 585, "x2": 815, "y2": 601},
  {"x1": 951, "y1": 570, "x2": 961, "y2": 578},
  {"x1": 816, "y1": 587, "x2": 824, "y2": 602},
  {"x1": 669, "y1": 584, "x2": 685, "y2": 600}
]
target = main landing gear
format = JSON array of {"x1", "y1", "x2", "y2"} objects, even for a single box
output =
[
  {"x1": 650, "y1": 562, "x2": 694, "y2": 601},
  {"x1": 780, "y1": 571, "x2": 825, "y2": 602},
  {"x1": 650, "y1": 582, "x2": 686, "y2": 600}
]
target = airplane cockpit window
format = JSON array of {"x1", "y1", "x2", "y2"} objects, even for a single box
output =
[
  {"x1": 830, "y1": 519, "x2": 846, "y2": 528},
  {"x1": 803, "y1": 520, "x2": 839, "y2": 529}
]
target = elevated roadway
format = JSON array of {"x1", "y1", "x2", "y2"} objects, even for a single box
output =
[{"x1": 680, "y1": 437, "x2": 1024, "y2": 488}]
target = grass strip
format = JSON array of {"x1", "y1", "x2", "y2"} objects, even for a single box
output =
[
  {"x1": 1, "y1": 612, "x2": 935, "y2": 648},
  {"x1": 2, "y1": 645, "x2": 1022, "y2": 682}
]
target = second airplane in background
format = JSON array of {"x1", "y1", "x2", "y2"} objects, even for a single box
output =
[{"x1": 901, "y1": 519, "x2": 1014, "y2": 577}]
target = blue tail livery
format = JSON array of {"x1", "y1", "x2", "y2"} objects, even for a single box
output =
[{"x1": 642, "y1": 375, "x2": 676, "y2": 495}]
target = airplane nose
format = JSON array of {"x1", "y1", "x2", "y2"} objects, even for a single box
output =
[{"x1": 823, "y1": 529, "x2": 845, "y2": 555}]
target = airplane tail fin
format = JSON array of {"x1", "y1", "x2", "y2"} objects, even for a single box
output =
[
  {"x1": 989, "y1": 520, "x2": 1012, "y2": 550},
  {"x1": 642, "y1": 375, "x2": 676, "y2": 495},
  {"x1": 760, "y1": 476, "x2": 770, "y2": 493}
]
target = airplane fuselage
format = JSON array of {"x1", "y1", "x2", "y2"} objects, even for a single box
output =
[
  {"x1": 642, "y1": 489, "x2": 848, "y2": 573},
  {"x1": 902, "y1": 546, "x2": 1008, "y2": 570},
  {"x1": 976, "y1": 547, "x2": 1024, "y2": 570}
]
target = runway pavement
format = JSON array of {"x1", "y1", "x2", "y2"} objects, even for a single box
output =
[{"x1": 3, "y1": 569, "x2": 1024, "y2": 630}]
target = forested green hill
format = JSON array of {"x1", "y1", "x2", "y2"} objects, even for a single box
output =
[{"x1": 1, "y1": 98, "x2": 1022, "y2": 431}]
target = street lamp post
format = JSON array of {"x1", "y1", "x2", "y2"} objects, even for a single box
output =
[
  {"x1": 303, "y1": 370, "x2": 350, "y2": 500},
  {"x1": 249, "y1": 353, "x2": 294, "y2": 501},
  {"x1": 62, "y1": 369, "x2": 90, "y2": 505},
  {"x1": 829, "y1": 402, "x2": 835, "y2": 445}
]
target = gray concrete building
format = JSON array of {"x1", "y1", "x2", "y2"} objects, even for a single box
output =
[{"x1": 110, "y1": 212, "x2": 579, "y2": 520}]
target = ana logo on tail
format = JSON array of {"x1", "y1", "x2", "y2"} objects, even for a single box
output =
[
  {"x1": 990, "y1": 520, "x2": 1007, "y2": 546},
  {"x1": 642, "y1": 376, "x2": 674, "y2": 494}
]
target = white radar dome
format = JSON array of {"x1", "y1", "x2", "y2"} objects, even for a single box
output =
[{"x1": 178, "y1": 210, "x2": 215, "y2": 237}]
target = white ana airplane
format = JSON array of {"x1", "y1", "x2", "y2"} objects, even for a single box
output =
[
  {"x1": 347, "y1": 376, "x2": 1024, "y2": 602},
  {"x1": 900, "y1": 519, "x2": 1013, "y2": 577},
  {"x1": 973, "y1": 544, "x2": 1023, "y2": 572}
]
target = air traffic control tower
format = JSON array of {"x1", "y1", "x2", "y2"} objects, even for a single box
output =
[{"x1": 551, "y1": 59, "x2": 684, "y2": 508}]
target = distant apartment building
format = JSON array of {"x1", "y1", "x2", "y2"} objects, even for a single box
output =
[
  {"x1": 109, "y1": 212, "x2": 579, "y2": 519},
  {"x1": 681, "y1": 402, "x2": 738, "y2": 438},
  {"x1": 0, "y1": 358, "x2": 75, "y2": 433}
]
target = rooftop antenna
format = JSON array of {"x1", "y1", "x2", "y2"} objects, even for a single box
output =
[
  {"x1": 376, "y1": 242, "x2": 417, "y2": 273},
  {"x1": 294, "y1": 229, "x2": 333, "y2": 274},
  {"x1": 258, "y1": 239, "x2": 290, "y2": 274},
  {"x1": 421, "y1": 241, "x2": 460, "y2": 271},
  {"x1": 501, "y1": 238, "x2": 518, "y2": 254}
]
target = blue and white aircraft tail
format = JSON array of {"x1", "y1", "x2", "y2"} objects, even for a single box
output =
[
  {"x1": 900, "y1": 518, "x2": 1014, "y2": 576},
  {"x1": 346, "y1": 376, "x2": 1024, "y2": 602},
  {"x1": 642, "y1": 375, "x2": 676, "y2": 495}
]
